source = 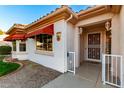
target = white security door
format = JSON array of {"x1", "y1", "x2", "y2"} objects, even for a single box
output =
[{"x1": 87, "y1": 33, "x2": 101, "y2": 61}]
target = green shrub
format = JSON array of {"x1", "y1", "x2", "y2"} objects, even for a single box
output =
[{"x1": 0, "y1": 46, "x2": 12, "y2": 55}]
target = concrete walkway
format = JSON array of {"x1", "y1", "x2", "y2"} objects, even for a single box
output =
[
  {"x1": 43, "y1": 62, "x2": 114, "y2": 88},
  {"x1": 0, "y1": 60, "x2": 61, "y2": 88}
]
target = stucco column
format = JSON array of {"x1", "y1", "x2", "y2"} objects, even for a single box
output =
[
  {"x1": 64, "y1": 20, "x2": 68, "y2": 72},
  {"x1": 74, "y1": 27, "x2": 80, "y2": 68},
  {"x1": 111, "y1": 15, "x2": 120, "y2": 54},
  {"x1": 120, "y1": 7, "x2": 124, "y2": 87},
  {"x1": 16, "y1": 40, "x2": 20, "y2": 53}
]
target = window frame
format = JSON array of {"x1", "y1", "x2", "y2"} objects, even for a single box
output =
[
  {"x1": 12, "y1": 40, "x2": 16, "y2": 51},
  {"x1": 19, "y1": 40, "x2": 26, "y2": 52},
  {"x1": 35, "y1": 34, "x2": 53, "y2": 53}
]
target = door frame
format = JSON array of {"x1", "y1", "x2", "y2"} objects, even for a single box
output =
[{"x1": 86, "y1": 31, "x2": 103, "y2": 62}]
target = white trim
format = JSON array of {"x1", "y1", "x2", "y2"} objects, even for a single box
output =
[
  {"x1": 120, "y1": 56, "x2": 123, "y2": 87},
  {"x1": 105, "y1": 81, "x2": 121, "y2": 88},
  {"x1": 102, "y1": 53, "x2": 105, "y2": 84},
  {"x1": 103, "y1": 30, "x2": 106, "y2": 55},
  {"x1": 35, "y1": 50, "x2": 54, "y2": 56},
  {"x1": 86, "y1": 31, "x2": 102, "y2": 62},
  {"x1": 86, "y1": 58, "x2": 101, "y2": 62},
  {"x1": 12, "y1": 51, "x2": 28, "y2": 54}
]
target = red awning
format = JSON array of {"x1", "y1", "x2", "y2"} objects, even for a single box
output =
[
  {"x1": 4, "y1": 34, "x2": 26, "y2": 41},
  {"x1": 26, "y1": 24, "x2": 54, "y2": 38},
  {"x1": 4, "y1": 35, "x2": 12, "y2": 41},
  {"x1": 11, "y1": 34, "x2": 26, "y2": 40}
]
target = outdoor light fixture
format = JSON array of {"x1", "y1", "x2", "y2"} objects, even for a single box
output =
[
  {"x1": 105, "y1": 21, "x2": 111, "y2": 31},
  {"x1": 79, "y1": 27, "x2": 83, "y2": 34},
  {"x1": 56, "y1": 32, "x2": 61, "y2": 41}
]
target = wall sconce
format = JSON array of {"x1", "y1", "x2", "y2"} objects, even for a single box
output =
[
  {"x1": 79, "y1": 27, "x2": 83, "y2": 35},
  {"x1": 105, "y1": 21, "x2": 111, "y2": 31},
  {"x1": 56, "y1": 32, "x2": 61, "y2": 41}
]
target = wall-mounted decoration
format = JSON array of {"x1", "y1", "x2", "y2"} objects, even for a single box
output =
[
  {"x1": 56, "y1": 32, "x2": 61, "y2": 41},
  {"x1": 105, "y1": 21, "x2": 111, "y2": 31},
  {"x1": 79, "y1": 27, "x2": 83, "y2": 35}
]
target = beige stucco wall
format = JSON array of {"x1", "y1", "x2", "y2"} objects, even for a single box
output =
[
  {"x1": 72, "y1": 6, "x2": 124, "y2": 87},
  {"x1": 75, "y1": 13, "x2": 113, "y2": 65},
  {"x1": 119, "y1": 6, "x2": 124, "y2": 87},
  {"x1": 66, "y1": 22, "x2": 80, "y2": 68},
  {"x1": 108, "y1": 6, "x2": 124, "y2": 55},
  {"x1": 120, "y1": 6, "x2": 124, "y2": 59},
  {"x1": 67, "y1": 22, "x2": 75, "y2": 52},
  {"x1": 80, "y1": 27, "x2": 106, "y2": 63},
  {"x1": 74, "y1": 13, "x2": 113, "y2": 66},
  {"x1": 74, "y1": 27, "x2": 80, "y2": 67},
  {"x1": 76, "y1": 13, "x2": 113, "y2": 27},
  {"x1": 111, "y1": 14, "x2": 121, "y2": 54}
]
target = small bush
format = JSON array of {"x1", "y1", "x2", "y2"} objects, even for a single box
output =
[{"x1": 0, "y1": 46, "x2": 12, "y2": 55}]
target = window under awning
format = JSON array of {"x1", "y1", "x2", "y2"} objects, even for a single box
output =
[{"x1": 26, "y1": 24, "x2": 54, "y2": 38}]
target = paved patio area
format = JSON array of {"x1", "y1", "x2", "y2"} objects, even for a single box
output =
[
  {"x1": 0, "y1": 60, "x2": 115, "y2": 88},
  {"x1": 0, "y1": 60, "x2": 61, "y2": 88},
  {"x1": 43, "y1": 62, "x2": 114, "y2": 88}
]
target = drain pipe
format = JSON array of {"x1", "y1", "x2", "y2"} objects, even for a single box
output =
[
  {"x1": 64, "y1": 14, "x2": 73, "y2": 73},
  {"x1": 66, "y1": 14, "x2": 73, "y2": 22}
]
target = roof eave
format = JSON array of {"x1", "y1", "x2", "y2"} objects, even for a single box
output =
[
  {"x1": 6, "y1": 24, "x2": 26, "y2": 34},
  {"x1": 111, "y1": 5, "x2": 121, "y2": 14},
  {"x1": 6, "y1": 24, "x2": 16, "y2": 34},
  {"x1": 78, "y1": 5, "x2": 108, "y2": 20},
  {"x1": 77, "y1": 5, "x2": 105, "y2": 16},
  {"x1": 25, "y1": 6, "x2": 78, "y2": 29}
]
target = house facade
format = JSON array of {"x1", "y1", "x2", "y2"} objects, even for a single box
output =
[{"x1": 4, "y1": 5, "x2": 124, "y2": 87}]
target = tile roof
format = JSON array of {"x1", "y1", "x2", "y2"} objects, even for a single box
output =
[
  {"x1": 28, "y1": 5, "x2": 95, "y2": 27},
  {"x1": 29, "y1": 5, "x2": 66, "y2": 25},
  {"x1": 6, "y1": 5, "x2": 106, "y2": 34},
  {"x1": 13, "y1": 24, "x2": 27, "y2": 29}
]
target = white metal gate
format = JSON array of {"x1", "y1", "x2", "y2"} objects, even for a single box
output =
[
  {"x1": 102, "y1": 54, "x2": 123, "y2": 87},
  {"x1": 67, "y1": 52, "x2": 76, "y2": 74}
]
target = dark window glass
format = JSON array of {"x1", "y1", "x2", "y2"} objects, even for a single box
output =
[
  {"x1": 12, "y1": 41, "x2": 16, "y2": 51},
  {"x1": 36, "y1": 34, "x2": 53, "y2": 51},
  {"x1": 19, "y1": 40, "x2": 26, "y2": 52}
]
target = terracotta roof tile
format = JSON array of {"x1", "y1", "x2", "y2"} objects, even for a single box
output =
[
  {"x1": 7, "y1": 5, "x2": 98, "y2": 33},
  {"x1": 13, "y1": 24, "x2": 27, "y2": 29},
  {"x1": 28, "y1": 6, "x2": 64, "y2": 25}
]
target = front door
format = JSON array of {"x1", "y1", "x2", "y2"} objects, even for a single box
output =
[{"x1": 87, "y1": 33, "x2": 101, "y2": 61}]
